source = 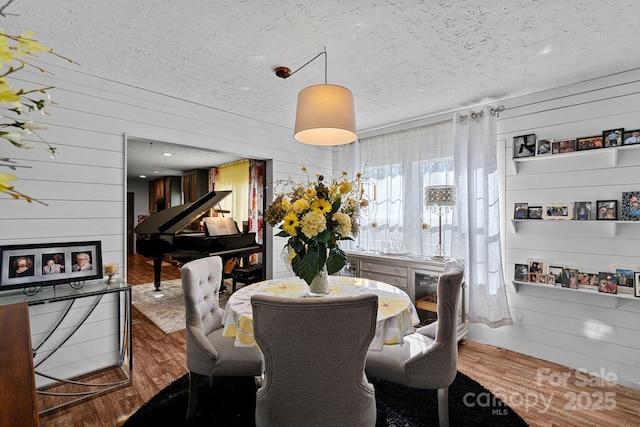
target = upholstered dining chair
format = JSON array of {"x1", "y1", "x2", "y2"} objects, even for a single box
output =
[
  {"x1": 365, "y1": 259, "x2": 465, "y2": 427},
  {"x1": 181, "y1": 255, "x2": 264, "y2": 420},
  {"x1": 251, "y1": 293, "x2": 379, "y2": 427}
]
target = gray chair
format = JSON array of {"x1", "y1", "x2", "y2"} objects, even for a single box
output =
[
  {"x1": 181, "y1": 255, "x2": 263, "y2": 420},
  {"x1": 251, "y1": 293, "x2": 379, "y2": 427},
  {"x1": 365, "y1": 259, "x2": 465, "y2": 427}
]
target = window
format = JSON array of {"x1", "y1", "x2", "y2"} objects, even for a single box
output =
[{"x1": 335, "y1": 120, "x2": 454, "y2": 256}]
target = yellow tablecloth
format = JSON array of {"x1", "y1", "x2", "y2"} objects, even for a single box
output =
[{"x1": 222, "y1": 276, "x2": 420, "y2": 351}]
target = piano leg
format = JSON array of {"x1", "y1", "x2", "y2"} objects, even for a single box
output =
[{"x1": 152, "y1": 257, "x2": 163, "y2": 291}]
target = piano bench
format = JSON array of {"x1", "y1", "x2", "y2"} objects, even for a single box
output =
[{"x1": 230, "y1": 264, "x2": 263, "y2": 293}]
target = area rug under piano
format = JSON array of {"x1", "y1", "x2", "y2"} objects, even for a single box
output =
[{"x1": 131, "y1": 280, "x2": 233, "y2": 334}]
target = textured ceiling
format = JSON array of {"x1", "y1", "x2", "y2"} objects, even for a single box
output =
[{"x1": 5, "y1": 0, "x2": 640, "y2": 176}]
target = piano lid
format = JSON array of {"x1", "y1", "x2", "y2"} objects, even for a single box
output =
[{"x1": 134, "y1": 190, "x2": 232, "y2": 235}]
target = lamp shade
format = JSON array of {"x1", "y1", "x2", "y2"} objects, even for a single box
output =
[
  {"x1": 425, "y1": 185, "x2": 456, "y2": 207},
  {"x1": 294, "y1": 84, "x2": 356, "y2": 146}
]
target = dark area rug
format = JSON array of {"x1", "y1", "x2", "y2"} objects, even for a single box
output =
[{"x1": 124, "y1": 371, "x2": 529, "y2": 426}]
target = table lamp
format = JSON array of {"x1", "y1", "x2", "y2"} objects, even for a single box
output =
[{"x1": 424, "y1": 185, "x2": 456, "y2": 260}]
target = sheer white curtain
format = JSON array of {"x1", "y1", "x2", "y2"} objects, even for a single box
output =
[
  {"x1": 452, "y1": 106, "x2": 512, "y2": 328},
  {"x1": 334, "y1": 122, "x2": 453, "y2": 256}
]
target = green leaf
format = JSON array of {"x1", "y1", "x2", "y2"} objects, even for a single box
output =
[
  {"x1": 326, "y1": 246, "x2": 346, "y2": 275},
  {"x1": 315, "y1": 229, "x2": 331, "y2": 243},
  {"x1": 331, "y1": 196, "x2": 342, "y2": 212},
  {"x1": 291, "y1": 242, "x2": 327, "y2": 285}
]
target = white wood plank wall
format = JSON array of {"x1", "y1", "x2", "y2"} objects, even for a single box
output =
[
  {"x1": 470, "y1": 68, "x2": 640, "y2": 389},
  {"x1": 0, "y1": 62, "x2": 332, "y2": 381}
]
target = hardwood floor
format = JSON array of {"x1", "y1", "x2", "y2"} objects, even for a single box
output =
[{"x1": 37, "y1": 254, "x2": 640, "y2": 426}]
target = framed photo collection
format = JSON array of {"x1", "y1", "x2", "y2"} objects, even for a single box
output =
[
  {"x1": 513, "y1": 124, "x2": 640, "y2": 159},
  {"x1": 515, "y1": 258, "x2": 640, "y2": 297},
  {"x1": 0, "y1": 241, "x2": 103, "y2": 292}
]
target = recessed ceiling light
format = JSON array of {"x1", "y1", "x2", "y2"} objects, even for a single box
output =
[
  {"x1": 162, "y1": 152, "x2": 172, "y2": 156},
  {"x1": 153, "y1": 170, "x2": 159, "y2": 174},
  {"x1": 139, "y1": 175, "x2": 146, "y2": 179}
]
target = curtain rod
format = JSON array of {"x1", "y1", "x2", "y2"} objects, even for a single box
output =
[{"x1": 458, "y1": 105, "x2": 506, "y2": 121}]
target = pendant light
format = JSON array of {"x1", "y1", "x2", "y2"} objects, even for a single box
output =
[{"x1": 275, "y1": 48, "x2": 356, "y2": 146}]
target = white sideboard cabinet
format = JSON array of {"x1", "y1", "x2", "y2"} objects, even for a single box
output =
[{"x1": 344, "y1": 251, "x2": 468, "y2": 341}]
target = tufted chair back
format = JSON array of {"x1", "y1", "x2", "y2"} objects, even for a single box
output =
[
  {"x1": 181, "y1": 256, "x2": 263, "y2": 420},
  {"x1": 182, "y1": 256, "x2": 224, "y2": 368}
]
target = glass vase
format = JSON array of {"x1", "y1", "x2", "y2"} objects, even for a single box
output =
[{"x1": 308, "y1": 264, "x2": 329, "y2": 296}]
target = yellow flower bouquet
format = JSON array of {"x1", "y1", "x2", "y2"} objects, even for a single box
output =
[{"x1": 265, "y1": 168, "x2": 368, "y2": 287}]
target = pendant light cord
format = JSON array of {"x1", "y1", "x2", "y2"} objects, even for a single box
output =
[{"x1": 286, "y1": 48, "x2": 327, "y2": 83}]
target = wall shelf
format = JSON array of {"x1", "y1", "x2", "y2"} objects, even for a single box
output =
[
  {"x1": 512, "y1": 144, "x2": 640, "y2": 173},
  {"x1": 510, "y1": 219, "x2": 640, "y2": 236},
  {"x1": 512, "y1": 280, "x2": 638, "y2": 307}
]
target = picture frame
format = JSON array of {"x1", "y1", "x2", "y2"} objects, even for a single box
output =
[
  {"x1": 615, "y1": 268, "x2": 635, "y2": 288},
  {"x1": 513, "y1": 134, "x2": 536, "y2": 158},
  {"x1": 527, "y1": 205, "x2": 543, "y2": 219},
  {"x1": 527, "y1": 259, "x2": 545, "y2": 280},
  {"x1": 574, "y1": 201, "x2": 592, "y2": 220},
  {"x1": 537, "y1": 274, "x2": 548, "y2": 284},
  {"x1": 542, "y1": 203, "x2": 573, "y2": 220},
  {"x1": 634, "y1": 272, "x2": 640, "y2": 297},
  {"x1": 602, "y1": 128, "x2": 624, "y2": 147},
  {"x1": 621, "y1": 191, "x2": 640, "y2": 221},
  {"x1": 0, "y1": 241, "x2": 103, "y2": 292},
  {"x1": 514, "y1": 263, "x2": 529, "y2": 281},
  {"x1": 514, "y1": 203, "x2": 528, "y2": 219},
  {"x1": 597, "y1": 272, "x2": 617, "y2": 294},
  {"x1": 576, "y1": 135, "x2": 604, "y2": 151},
  {"x1": 561, "y1": 268, "x2": 579, "y2": 289},
  {"x1": 578, "y1": 272, "x2": 599, "y2": 287},
  {"x1": 596, "y1": 200, "x2": 617, "y2": 220},
  {"x1": 622, "y1": 129, "x2": 640, "y2": 145},
  {"x1": 548, "y1": 265, "x2": 563, "y2": 285},
  {"x1": 554, "y1": 139, "x2": 576, "y2": 154},
  {"x1": 535, "y1": 138, "x2": 553, "y2": 156}
]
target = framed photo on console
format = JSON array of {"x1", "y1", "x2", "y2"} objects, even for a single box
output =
[
  {"x1": 634, "y1": 272, "x2": 640, "y2": 297},
  {"x1": 0, "y1": 241, "x2": 103, "y2": 292}
]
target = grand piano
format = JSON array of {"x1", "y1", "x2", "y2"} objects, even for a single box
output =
[{"x1": 134, "y1": 190, "x2": 263, "y2": 291}]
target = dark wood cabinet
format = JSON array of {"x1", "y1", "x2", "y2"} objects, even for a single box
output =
[
  {"x1": 183, "y1": 169, "x2": 210, "y2": 203},
  {"x1": 148, "y1": 176, "x2": 182, "y2": 213}
]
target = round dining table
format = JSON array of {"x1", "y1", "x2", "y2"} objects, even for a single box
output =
[{"x1": 222, "y1": 275, "x2": 420, "y2": 351}]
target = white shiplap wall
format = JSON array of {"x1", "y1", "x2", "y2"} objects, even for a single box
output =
[
  {"x1": 470, "y1": 69, "x2": 640, "y2": 389},
  {"x1": 0, "y1": 61, "x2": 332, "y2": 380}
]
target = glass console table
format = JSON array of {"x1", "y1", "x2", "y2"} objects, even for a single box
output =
[{"x1": 0, "y1": 279, "x2": 132, "y2": 415}]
